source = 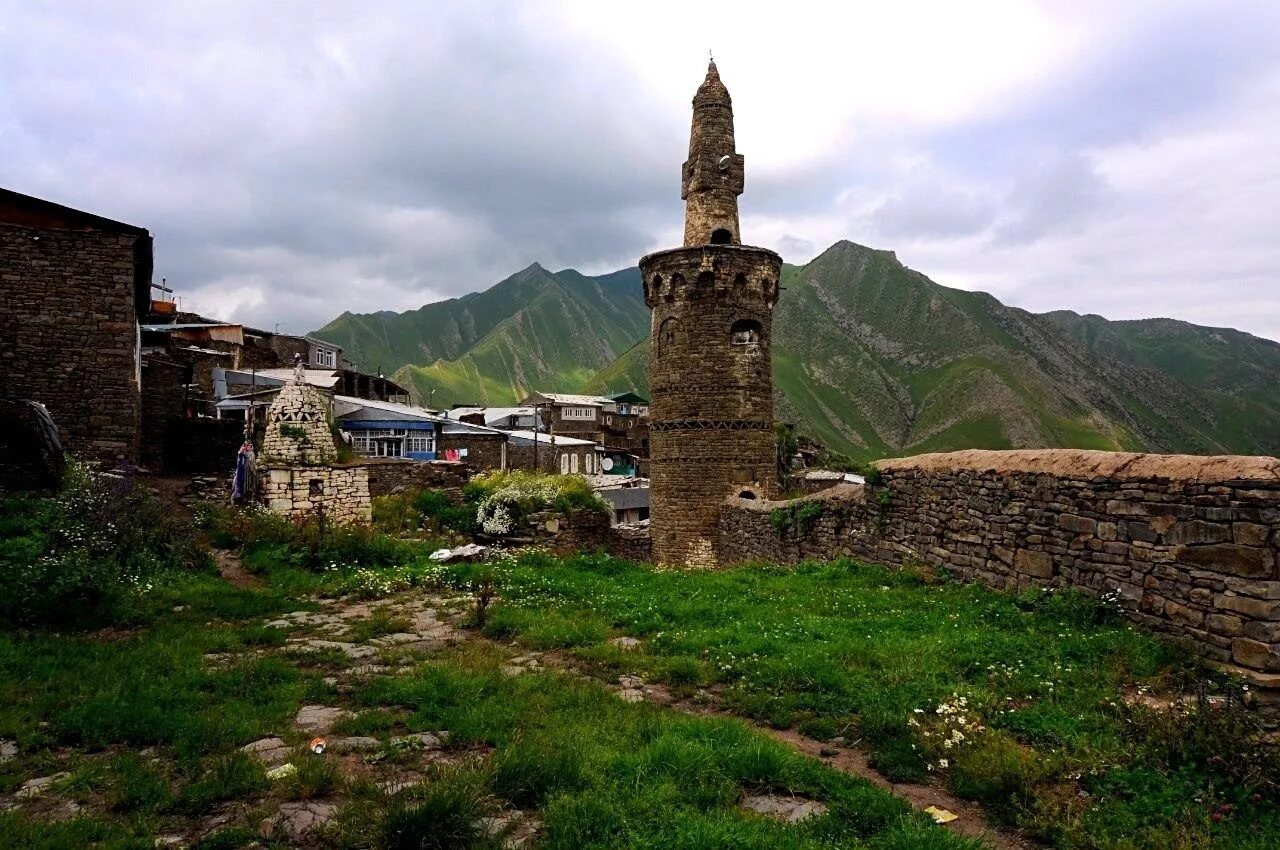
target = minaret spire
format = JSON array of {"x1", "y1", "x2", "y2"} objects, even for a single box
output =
[{"x1": 681, "y1": 59, "x2": 744, "y2": 246}]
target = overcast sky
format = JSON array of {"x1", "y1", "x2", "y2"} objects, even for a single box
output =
[{"x1": 3, "y1": 1, "x2": 1278, "y2": 340}]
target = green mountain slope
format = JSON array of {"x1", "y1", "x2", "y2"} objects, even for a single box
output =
[
  {"x1": 1042, "y1": 311, "x2": 1280, "y2": 456},
  {"x1": 313, "y1": 264, "x2": 646, "y2": 380},
  {"x1": 313, "y1": 264, "x2": 646, "y2": 407},
  {"x1": 315, "y1": 240, "x2": 1280, "y2": 462}
]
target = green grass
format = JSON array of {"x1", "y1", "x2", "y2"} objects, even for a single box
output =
[
  {"x1": 439, "y1": 551, "x2": 1280, "y2": 848},
  {"x1": 0, "y1": 515, "x2": 973, "y2": 848}
]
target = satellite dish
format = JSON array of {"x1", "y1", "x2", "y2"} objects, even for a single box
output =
[
  {"x1": 717, "y1": 155, "x2": 731, "y2": 172},
  {"x1": 602, "y1": 457, "x2": 614, "y2": 471}
]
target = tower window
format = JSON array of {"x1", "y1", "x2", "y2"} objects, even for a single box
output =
[
  {"x1": 710, "y1": 228, "x2": 732, "y2": 244},
  {"x1": 730, "y1": 319, "x2": 761, "y2": 347},
  {"x1": 658, "y1": 317, "x2": 679, "y2": 351}
]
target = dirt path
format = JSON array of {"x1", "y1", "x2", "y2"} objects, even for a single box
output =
[
  {"x1": 213, "y1": 549, "x2": 262, "y2": 590},
  {"x1": 533, "y1": 648, "x2": 1034, "y2": 850}
]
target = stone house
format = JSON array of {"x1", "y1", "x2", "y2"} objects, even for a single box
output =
[
  {"x1": 519, "y1": 391, "x2": 649, "y2": 474},
  {"x1": 0, "y1": 187, "x2": 152, "y2": 465},
  {"x1": 505, "y1": 430, "x2": 602, "y2": 475}
]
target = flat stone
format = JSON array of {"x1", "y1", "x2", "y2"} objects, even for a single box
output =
[
  {"x1": 370, "y1": 632, "x2": 422, "y2": 647},
  {"x1": 153, "y1": 836, "x2": 185, "y2": 847},
  {"x1": 15, "y1": 772, "x2": 70, "y2": 799},
  {"x1": 741, "y1": 793, "x2": 828, "y2": 823},
  {"x1": 345, "y1": 664, "x2": 391, "y2": 677},
  {"x1": 264, "y1": 620, "x2": 291, "y2": 629},
  {"x1": 329, "y1": 736, "x2": 381, "y2": 753},
  {"x1": 0, "y1": 739, "x2": 16, "y2": 763},
  {"x1": 241, "y1": 736, "x2": 290, "y2": 766},
  {"x1": 1014, "y1": 548, "x2": 1054, "y2": 578},
  {"x1": 260, "y1": 801, "x2": 338, "y2": 839},
  {"x1": 479, "y1": 810, "x2": 543, "y2": 848},
  {"x1": 1232, "y1": 638, "x2": 1280, "y2": 672},
  {"x1": 618, "y1": 688, "x2": 646, "y2": 704},
  {"x1": 294, "y1": 705, "x2": 355, "y2": 735},
  {"x1": 390, "y1": 732, "x2": 442, "y2": 750},
  {"x1": 290, "y1": 639, "x2": 378, "y2": 660},
  {"x1": 609, "y1": 637, "x2": 642, "y2": 651},
  {"x1": 1178, "y1": 544, "x2": 1274, "y2": 579},
  {"x1": 618, "y1": 675, "x2": 644, "y2": 689}
]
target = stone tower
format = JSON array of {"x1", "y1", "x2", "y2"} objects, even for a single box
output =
[{"x1": 640, "y1": 60, "x2": 782, "y2": 568}]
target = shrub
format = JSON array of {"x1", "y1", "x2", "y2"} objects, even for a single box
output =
[
  {"x1": 198, "y1": 503, "x2": 418, "y2": 573},
  {"x1": 0, "y1": 463, "x2": 208, "y2": 626},
  {"x1": 490, "y1": 736, "x2": 585, "y2": 807},
  {"x1": 377, "y1": 770, "x2": 495, "y2": 850},
  {"x1": 948, "y1": 731, "x2": 1046, "y2": 819},
  {"x1": 176, "y1": 752, "x2": 267, "y2": 813},
  {"x1": 768, "y1": 501, "x2": 825, "y2": 535},
  {"x1": 466, "y1": 471, "x2": 608, "y2": 536}
]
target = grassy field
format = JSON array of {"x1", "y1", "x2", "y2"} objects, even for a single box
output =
[
  {"x1": 3, "y1": 479, "x2": 1278, "y2": 848},
  {"x1": 0, "y1": 487, "x2": 978, "y2": 849},
  {"x1": 440, "y1": 551, "x2": 1280, "y2": 849}
]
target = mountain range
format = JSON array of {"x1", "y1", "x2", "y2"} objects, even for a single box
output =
[{"x1": 313, "y1": 241, "x2": 1280, "y2": 462}]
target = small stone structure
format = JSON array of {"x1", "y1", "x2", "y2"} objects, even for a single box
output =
[
  {"x1": 257, "y1": 367, "x2": 370, "y2": 524},
  {"x1": 717, "y1": 449, "x2": 1280, "y2": 715},
  {"x1": 640, "y1": 61, "x2": 781, "y2": 568},
  {"x1": 260, "y1": 379, "x2": 337, "y2": 466}
]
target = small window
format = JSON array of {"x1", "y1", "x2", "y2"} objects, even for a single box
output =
[
  {"x1": 659, "y1": 317, "x2": 679, "y2": 351},
  {"x1": 730, "y1": 319, "x2": 762, "y2": 346},
  {"x1": 710, "y1": 228, "x2": 732, "y2": 244},
  {"x1": 314, "y1": 347, "x2": 336, "y2": 368}
]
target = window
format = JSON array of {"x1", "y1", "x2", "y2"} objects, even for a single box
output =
[
  {"x1": 710, "y1": 228, "x2": 732, "y2": 244},
  {"x1": 730, "y1": 319, "x2": 762, "y2": 347},
  {"x1": 658, "y1": 317, "x2": 679, "y2": 352},
  {"x1": 570, "y1": 454, "x2": 579, "y2": 474},
  {"x1": 562, "y1": 406, "x2": 596, "y2": 420},
  {"x1": 314, "y1": 347, "x2": 336, "y2": 368},
  {"x1": 408, "y1": 432, "x2": 434, "y2": 453},
  {"x1": 560, "y1": 454, "x2": 570, "y2": 474}
]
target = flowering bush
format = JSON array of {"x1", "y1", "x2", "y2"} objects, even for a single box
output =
[
  {"x1": 465, "y1": 471, "x2": 608, "y2": 537},
  {"x1": 0, "y1": 463, "x2": 207, "y2": 626},
  {"x1": 908, "y1": 693, "x2": 986, "y2": 773}
]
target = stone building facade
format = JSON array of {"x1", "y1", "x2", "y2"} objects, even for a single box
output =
[
  {"x1": 640, "y1": 61, "x2": 782, "y2": 567},
  {"x1": 716, "y1": 449, "x2": 1280, "y2": 713},
  {"x1": 0, "y1": 188, "x2": 152, "y2": 465}
]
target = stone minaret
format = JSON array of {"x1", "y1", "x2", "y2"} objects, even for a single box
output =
[{"x1": 640, "y1": 60, "x2": 782, "y2": 568}]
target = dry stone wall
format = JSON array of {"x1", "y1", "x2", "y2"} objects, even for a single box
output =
[
  {"x1": 361, "y1": 459, "x2": 472, "y2": 500},
  {"x1": 259, "y1": 466, "x2": 371, "y2": 525},
  {"x1": 718, "y1": 450, "x2": 1280, "y2": 689}
]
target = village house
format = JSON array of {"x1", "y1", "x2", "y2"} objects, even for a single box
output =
[
  {"x1": 517, "y1": 391, "x2": 650, "y2": 475},
  {"x1": 329, "y1": 396, "x2": 509, "y2": 469},
  {"x1": 0, "y1": 187, "x2": 152, "y2": 465}
]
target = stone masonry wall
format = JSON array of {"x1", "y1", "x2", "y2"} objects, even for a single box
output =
[
  {"x1": 718, "y1": 450, "x2": 1280, "y2": 689},
  {"x1": 361, "y1": 459, "x2": 472, "y2": 501},
  {"x1": 259, "y1": 465, "x2": 371, "y2": 525},
  {"x1": 438, "y1": 432, "x2": 506, "y2": 471},
  {"x1": 1, "y1": 223, "x2": 144, "y2": 464}
]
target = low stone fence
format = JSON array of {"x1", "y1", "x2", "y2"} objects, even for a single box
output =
[
  {"x1": 719, "y1": 449, "x2": 1280, "y2": 692},
  {"x1": 359, "y1": 459, "x2": 472, "y2": 500}
]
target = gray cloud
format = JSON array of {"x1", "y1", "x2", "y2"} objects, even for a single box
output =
[{"x1": 1, "y1": 1, "x2": 1278, "y2": 344}]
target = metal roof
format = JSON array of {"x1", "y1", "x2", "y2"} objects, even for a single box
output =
[{"x1": 504, "y1": 430, "x2": 597, "y2": 447}]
